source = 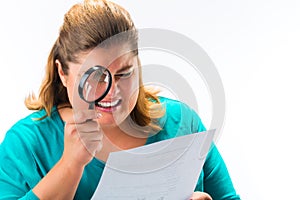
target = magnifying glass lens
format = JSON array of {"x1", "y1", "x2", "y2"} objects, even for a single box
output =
[{"x1": 79, "y1": 66, "x2": 112, "y2": 104}]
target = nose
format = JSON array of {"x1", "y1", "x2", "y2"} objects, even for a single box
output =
[{"x1": 106, "y1": 75, "x2": 120, "y2": 97}]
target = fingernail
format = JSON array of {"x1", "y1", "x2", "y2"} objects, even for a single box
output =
[{"x1": 96, "y1": 112, "x2": 102, "y2": 118}]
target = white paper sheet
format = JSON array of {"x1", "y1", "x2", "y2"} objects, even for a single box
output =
[{"x1": 91, "y1": 129, "x2": 215, "y2": 200}]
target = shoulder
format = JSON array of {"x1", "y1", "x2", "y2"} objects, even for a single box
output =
[
  {"x1": 0, "y1": 108, "x2": 64, "y2": 195},
  {"x1": 158, "y1": 96, "x2": 206, "y2": 137},
  {"x1": 1, "y1": 107, "x2": 63, "y2": 152},
  {"x1": 159, "y1": 96, "x2": 196, "y2": 116}
]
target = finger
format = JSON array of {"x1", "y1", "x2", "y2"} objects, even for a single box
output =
[
  {"x1": 79, "y1": 130, "x2": 103, "y2": 141},
  {"x1": 79, "y1": 131, "x2": 104, "y2": 155},
  {"x1": 81, "y1": 140, "x2": 103, "y2": 156},
  {"x1": 95, "y1": 141, "x2": 103, "y2": 152},
  {"x1": 62, "y1": 107, "x2": 99, "y2": 124},
  {"x1": 75, "y1": 120, "x2": 99, "y2": 132},
  {"x1": 190, "y1": 192, "x2": 212, "y2": 200},
  {"x1": 70, "y1": 110, "x2": 98, "y2": 124}
]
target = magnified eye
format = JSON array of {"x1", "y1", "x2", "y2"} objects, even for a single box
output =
[
  {"x1": 92, "y1": 70, "x2": 107, "y2": 82},
  {"x1": 78, "y1": 65, "x2": 112, "y2": 108}
]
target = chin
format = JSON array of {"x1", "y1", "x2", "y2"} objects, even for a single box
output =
[{"x1": 97, "y1": 114, "x2": 125, "y2": 128}]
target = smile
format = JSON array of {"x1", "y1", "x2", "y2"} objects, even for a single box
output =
[{"x1": 97, "y1": 99, "x2": 122, "y2": 108}]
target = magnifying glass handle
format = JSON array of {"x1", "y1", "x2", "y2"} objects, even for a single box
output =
[
  {"x1": 87, "y1": 103, "x2": 102, "y2": 119},
  {"x1": 88, "y1": 103, "x2": 95, "y2": 110}
]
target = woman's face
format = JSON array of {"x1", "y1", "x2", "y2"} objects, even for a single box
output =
[{"x1": 58, "y1": 46, "x2": 140, "y2": 128}]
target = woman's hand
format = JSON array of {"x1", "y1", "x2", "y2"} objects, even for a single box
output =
[
  {"x1": 62, "y1": 110, "x2": 103, "y2": 168},
  {"x1": 32, "y1": 109, "x2": 103, "y2": 199},
  {"x1": 190, "y1": 191, "x2": 212, "y2": 200}
]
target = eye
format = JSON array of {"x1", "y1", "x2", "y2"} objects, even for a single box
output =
[{"x1": 115, "y1": 69, "x2": 134, "y2": 79}]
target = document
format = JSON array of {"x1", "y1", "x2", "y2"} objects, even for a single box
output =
[{"x1": 91, "y1": 129, "x2": 215, "y2": 200}]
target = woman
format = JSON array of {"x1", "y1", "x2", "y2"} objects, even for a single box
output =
[{"x1": 0, "y1": 0, "x2": 240, "y2": 199}]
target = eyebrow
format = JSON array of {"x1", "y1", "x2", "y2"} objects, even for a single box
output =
[{"x1": 115, "y1": 65, "x2": 134, "y2": 74}]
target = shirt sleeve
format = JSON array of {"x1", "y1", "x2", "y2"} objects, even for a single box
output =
[
  {"x1": 0, "y1": 129, "x2": 40, "y2": 200},
  {"x1": 189, "y1": 106, "x2": 240, "y2": 199},
  {"x1": 201, "y1": 144, "x2": 241, "y2": 199},
  {"x1": 20, "y1": 191, "x2": 40, "y2": 200}
]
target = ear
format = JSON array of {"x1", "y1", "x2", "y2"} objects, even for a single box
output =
[{"x1": 55, "y1": 59, "x2": 68, "y2": 87}]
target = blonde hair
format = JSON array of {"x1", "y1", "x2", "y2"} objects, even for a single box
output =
[{"x1": 25, "y1": 0, "x2": 164, "y2": 130}]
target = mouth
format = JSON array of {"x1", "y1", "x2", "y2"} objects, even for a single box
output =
[{"x1": 96, "y1": 99, "x2": 122, "y2": 109}]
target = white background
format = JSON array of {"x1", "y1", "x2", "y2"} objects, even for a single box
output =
[{"x1": 1, "y1": 0, "x2": 300, "y2": 199}]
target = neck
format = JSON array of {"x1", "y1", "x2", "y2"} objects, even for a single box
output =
[
  {"x1": 94, "y1": 122, "x2": 148, "y2": 162},
  {"x1": 101, "y1": 122, "x2": 148, "y2": 150}
]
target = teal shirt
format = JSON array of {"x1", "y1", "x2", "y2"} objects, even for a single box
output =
[{"x1": 0, "y1": 97, "x2": 240, "y2": 199}]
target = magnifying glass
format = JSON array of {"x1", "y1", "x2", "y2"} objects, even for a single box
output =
[{"x1": 78, "y1": 65, "x2": 112, "y2": 109}]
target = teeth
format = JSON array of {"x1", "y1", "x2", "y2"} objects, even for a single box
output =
[{"x1": 97, "y1": 100, "x2": 120, "y2": 108}]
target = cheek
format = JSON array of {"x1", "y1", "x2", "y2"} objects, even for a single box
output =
[
  {"x1": 127, "y1": 73, "x2": 139, "y2": 91},
  {"x1": 66, "y1": 76, "x2": 89, "y2": 110},
  {"x1": 66, "y1": 80, "x2": 76, "y2": 105},
  {"x1": 128, "y1": 78, "x2": 140, "y2": 112},
  {"x1": 120, "y1": 75, "x2": 139, "y2": 107}
]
